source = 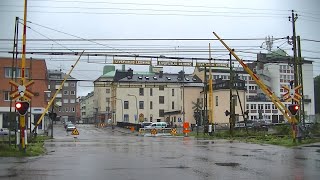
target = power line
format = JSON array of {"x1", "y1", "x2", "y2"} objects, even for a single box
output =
[
  {"x1": 0, "y1": 37, "x2": 287, "y2": 41},
  {"x1": 0, "y1": 5, "x2": 290, "y2": 17},
  {"x1": 18, "y1": 0, "x2": 290, "y2": 13},
  {"x1": 22, "y1": 20, "x2": 133, "y2": 55}
]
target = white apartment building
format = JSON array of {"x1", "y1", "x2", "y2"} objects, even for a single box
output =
[
  {"x1": 194, "y1": 51, "x2": 315, "y2": 124},
  {"x1": 112, "y1": 69, "x2": 203, "y2": 125},
  {"x1": 91, "y1": 65, "x2": 203, "y2": 126},
  {"x1": 80, "y1": 92, "x2": 95, "y2": 123}
]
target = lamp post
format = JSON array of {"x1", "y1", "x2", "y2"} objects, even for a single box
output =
[
  {"x1": 128, "y1": 94, "x2": 138, "y2": 124},
  {"x1": 115, "y1": 98, "x2": 124, "y2": 122},
  {"x1": 44, "y1": 91, "x2": 54, "y2": 138}
]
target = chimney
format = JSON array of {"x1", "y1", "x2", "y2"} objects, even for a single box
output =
[
  {"x1": 159, "y1": 71, "x2": 163, "y2": 78},
  {"x1": 127, "y1": 68, "x2": 133, "y2": 77}
]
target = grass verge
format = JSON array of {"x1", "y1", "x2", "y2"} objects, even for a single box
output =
[
  {"x1": 188, "y1": 130, "x2": 320, "y2": 147},
  {"x1": 0, "y1": 135, "x2": 50, "y2": 157}
]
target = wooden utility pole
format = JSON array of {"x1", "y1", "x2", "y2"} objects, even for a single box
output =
[
  {"x1": 297, "y1": 36, "x2": 305, "y2": 126},
  {"x1": 229, "y1": 52, "x2": 235, "y2": 136}
]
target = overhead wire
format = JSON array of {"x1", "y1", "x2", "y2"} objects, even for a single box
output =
[{"x1": 24, "y1": 20, "x2": 134, "y2": 55}]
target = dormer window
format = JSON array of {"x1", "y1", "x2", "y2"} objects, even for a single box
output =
[
  {"x1": 127, "y1": 76, "x2": 132, "y2": 79},
  {"x1": 167, "y1": 77, "x2": 171, "y2": 80},
  {"x1": 153, "y1": 76, "x2": 157, "y2": 80},
  {"x1": 192, "y1": 78, "x2": 197, "y2": 81},
  {"x1": 138, "y1": 76, "x2": 143, "y2": 80},
  {"x1": 145, "y1": 76, "x2": 149, "y2": 80},
  {"x1": 185, "y1": 77, "x2": 190, "y2": 81}
]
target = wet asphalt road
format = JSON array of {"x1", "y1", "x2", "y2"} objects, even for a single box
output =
[{"x1": 1, "y1": 124, "x2": 320, "y2": 180}]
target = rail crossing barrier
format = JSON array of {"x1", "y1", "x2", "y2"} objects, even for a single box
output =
[{"x1": 138, "y1": 128, "x2": 178, "y2": 136}]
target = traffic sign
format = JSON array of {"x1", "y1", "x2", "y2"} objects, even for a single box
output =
[
  {"x1": 9, "y1": 80, "x2": 34, "y2": 101},
  {"x1": 72, "y1": 128, "x2": 79, "y2": 135},
  {"x1": 282, "y1": 85, "x2": 302, "y2": 102}
]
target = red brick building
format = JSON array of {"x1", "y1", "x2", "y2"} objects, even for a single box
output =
[{"x1": 0, "y1": 57, "x2": 48, "y2": 131}]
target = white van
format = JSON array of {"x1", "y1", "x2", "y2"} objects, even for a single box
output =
[{"x1": 145, "y1": 122, "x2": 168, "y2": 129}]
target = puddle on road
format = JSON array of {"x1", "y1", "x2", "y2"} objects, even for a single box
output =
[
  {"x1": 304, "y1": 145, "x2": 320, "y2": 148},
  {"x1": 215, "y1": 162, "x2": 240, "y2": 167}
]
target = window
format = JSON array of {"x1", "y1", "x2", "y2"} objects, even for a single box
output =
[
  {"x1": 63, "y1": 90, "x2": 68, "y2": 95},
  {"x1": 159, "y1": 96, "x2": 164, "y2": 104},
  {"x1": 124, "y1": 114, "x2": 129, "y2": 122},
  {"x1": 258, "y1": 104, "x2": 263, "y2": 110},
  {"x1": 172, "y1": 89, "x2": 174, "y2": 96},
  {"x1": 139, "y1": 88, "x2": 144, "y2": 96},
  {"x1": 139, "y1": 101, "x2": 144, "y2": 109},
  {"x1": 215, "y1": 96, "x2": 218, "y2": 106},
  {"x1": 58, "y1": 107, "x2": 61, "y2": 112},
  {"x1": 72, "y1": 107, "x2": 75, "y2": 112},
  {"x1": 159, "y1": 109, "x2": 164, "y2": 117},
  {"x1": 159, "y1": 85, "x2": 164, "y2": 91},
  {"x1": 1, "y1": 113, "x2": 10, "y2": 128},
  {"x1": 150, "y1": 88, "x2": 153, "y2": 96},
  {"x1": 233, "y1": 97, "x2": 237, "y2": 106},
  {"x1": 63, "y1": 99, "x2": 68, "y2": 103},
  {"x1": 65, "y1": 107, "x2": 69, "y2": 112},
  {"x1": 150, "y1": 101, "x2": 153, "y2": 109},
  {"x1": 4, "y1": 67, "x2": 29, "y2": 78},
  {"x1": 265, "y1": 104, "x2": 271, "y2": 110},
  {"x1": 70, "y1": 91, "x2": 75, "y2": 95},
  {"x1": 106, "y1": 107, "x2": 110, "y2": 112},
  {"x1": 106, "y1": 97, "x2": 110, "y2": 102},
  {"x1": 106, "y1": 89, "x2": 110, "y2": 93},
  {"x1": 70, "y1": 99, "x2": 75, "y2": 103},
  {"x1": 71, "y1": 82, "x2": 75, "y2": 87},
  {"x1": 124, "y1": 101, "x2": 129, "y2": 109},
  {"x1": 64, "y1": 82, "x2": 69, "y2": 87},
  {"x1": 4, "y1": 91, "x2": 10, "y2": 101},
  {"x1": 172, "y1": 101, "x2": 174, "y2": 109},
  {"x1": 250, "y1": 104, "x2": 256, "y2": 110}
]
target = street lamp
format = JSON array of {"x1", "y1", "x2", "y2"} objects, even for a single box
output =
[
  {"x1": 44, "y1": 90, "x2": 54, "y2": 139},
  {"x1": 115, "y1": 98, "x2": 124, "y2": 122},
  {"x1": 128, "y1": 94, "x2": 138, "y2": 124}
]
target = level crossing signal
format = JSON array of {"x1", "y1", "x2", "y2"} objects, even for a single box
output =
[
  {"x1": 288, "y1": 104, "x2": 299, "y2": 116},
  {"x1": 15, "y1": 101, "x2": 30, "y2": 115}
]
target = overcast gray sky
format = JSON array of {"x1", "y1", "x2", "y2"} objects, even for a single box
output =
[{"x1": 1, "y1": 0, "x2": 319, "y2": 96}]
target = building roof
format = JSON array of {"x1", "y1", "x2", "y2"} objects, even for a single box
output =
[
  {"x1": 257, "y1": 52, "x2": 313, "y2": 64},
  {"x1": 47, "y1": 69, "x2": 77, "y2": 81}
]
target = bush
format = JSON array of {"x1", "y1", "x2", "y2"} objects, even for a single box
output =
[{"x1": 274, "y1": 124, "x2": 292, "y2": 135}]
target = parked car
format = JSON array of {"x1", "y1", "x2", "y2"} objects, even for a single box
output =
[
  {"x1": 145, "y1": 122, "x2": 168, "y2": 129},
  {"x1": 141, "y1": 122, "x2": 152, "y2": 128},
  {"x1": 66, "y1": 124, "x2": 76, "y2": 131},
  {"x1": 64, "y1": 121, "x2": 73, "y2": 129},
  {"x1": 0, "y1": 129, "x2": 9, "y2": 136}
]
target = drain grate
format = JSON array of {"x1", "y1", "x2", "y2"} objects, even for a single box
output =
[{"x1": 215, "y1": 162, "x2": 240, "y2": 167}]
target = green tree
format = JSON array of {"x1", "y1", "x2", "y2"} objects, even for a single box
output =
[{"x1": 315, "y1": 75, "x2": 320, "y2": 114}]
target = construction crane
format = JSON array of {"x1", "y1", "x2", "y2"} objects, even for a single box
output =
[{"x1": 212, "y1": 32, "x2": 298, "y2": 126}]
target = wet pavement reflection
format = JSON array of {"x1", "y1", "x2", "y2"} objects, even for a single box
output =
[{"x1": 1, "y1": 124, "x2": 319, "y2": 180}]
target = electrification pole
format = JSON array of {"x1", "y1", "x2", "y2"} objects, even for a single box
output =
[
  {"x1": 289, "y1": 10, "x2": 299, "y2": 142},
  {"x1": 297, "y1": 36, "x2": 305, "y2": 126},
  {"x1": 229, "y1": 52, "x2": 234, "y2": 136},
  {"x1": 19, "y1": 0, "x2": 28, "y2": 151}
]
